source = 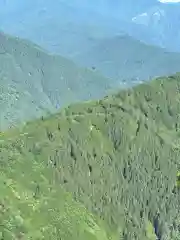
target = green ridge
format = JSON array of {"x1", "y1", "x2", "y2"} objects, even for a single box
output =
[{"x1": 1, "y1": 73, "x2": 180, "y2": 239}]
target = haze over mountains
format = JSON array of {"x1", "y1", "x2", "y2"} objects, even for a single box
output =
[
  {"x1": 75, "y1": 35, "x2": 180, "y2": 85},
  {"x1": 131, "y1": 3, "x2": 180, "y2": 51},
  {"x1": 0, "y1": 0, "x2": 180, "y2": 95},
  {"x1": 0, "y1": 0, "x2": 118, "y2": 58},
  {"x1": 0, "y1": 0, "x2": 180, "y2": 55},
  {"x1": 1, "y1": 0, "x2": 180, "y2": 131},
  {"x1": 0, "y1": 31, "x2": 111, "y2": 130},
  {"x1": 1, "y1": 30, "x2": 180, "y2": 130}
]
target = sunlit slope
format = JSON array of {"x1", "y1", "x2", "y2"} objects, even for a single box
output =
[
  {"x1": 0, "y1": 141, "x2": 114, "y2": 239},
  {"x1": 1, "y1": 73, "x2": 180, "y2": 239},
  {"x1": 0, "y1": 31, "x2": 111, "y2": 130}
]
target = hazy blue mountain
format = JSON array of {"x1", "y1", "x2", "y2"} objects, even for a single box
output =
[
  {"x1": 0, "y1": 0, "x2": 180, "y2": 64},
  {"x1": 0, "y1": 31, "x2": 111, "y2": 130},
  {"x1": 75, "y1": 34, "x2": 180, "y2": 86},
  {"x1": 0, "y1": 0, "x2": 120, "y2": 58},
  {"x1": 130, "y1": 2, "x2": 180, "y2": 51},
  {"x1": 1, "y1": 1, "x2": 180, "y2": 83}
]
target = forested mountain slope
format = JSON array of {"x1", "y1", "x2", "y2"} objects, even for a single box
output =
[
  {"x1": 0, "y1": 31, "x2": 111, "y2": 130},
  {"x1": 0, "y1": 73, "x2": 180, "y2": 239}
]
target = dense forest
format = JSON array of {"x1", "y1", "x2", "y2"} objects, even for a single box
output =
[{"x1": 0, "y1": 73, "x2": 180, "y2": 239}]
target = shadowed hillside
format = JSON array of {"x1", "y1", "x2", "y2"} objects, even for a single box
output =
[
  {"x1": 0, "y1": 31, "x2": 111, "y2": 130},
  {"x1": 0, "y1": 73, "x2": 180, "y2": 239},
  {"x1": 75, "y1": 35, "x2": 180, "y2": 86}
]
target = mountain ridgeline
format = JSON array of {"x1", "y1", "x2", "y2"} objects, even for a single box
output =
[
  {"x1": 1, "y1": 30, "x2": 180, "y2": 130},
  {"x1": 0, "y1": 31, "x2": 111, "y2": 130},
  {"x1": 75, "y1": 35, "x2": 180, "y2": 85},
  {"x1": 0, "y1": 73, "x2": 180, "y2": 239}
]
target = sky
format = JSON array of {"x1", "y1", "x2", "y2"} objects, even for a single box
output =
[{"x1": 158, "y1": 0, "x2": 180, "y2": 3}]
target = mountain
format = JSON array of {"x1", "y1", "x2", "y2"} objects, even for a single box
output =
[
  {"x1": 132, "y1": 7, "x2": 166, "y2": 27},
  {"x1": 75, "y1": 34, "x2": 180, "y2": 86},
  {"x1": 1, "y1": 73, "x2": 180, "y2": 239},
  {"x1": 0, "y1": 31, "x2": 112, "y2": 130},
  {"x1": 0, "y1": 0, "x2": 119, "y2": 58},
  {"x1": 1, "y1": 0, "x2": 180, "y2": 58},
  {"x1": 130, "y1": 3, "x2": 180, "y2": 51},
  {"x1": 1, "y1": 0, "x2": 180, "y2": 56}
]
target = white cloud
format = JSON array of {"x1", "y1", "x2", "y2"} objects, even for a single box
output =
[{"x1": 158, "y1": 0, "x2": 180, "y2": 3}]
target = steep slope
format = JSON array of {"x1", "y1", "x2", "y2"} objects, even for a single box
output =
[
  {"x1": 0, "y1": 145, "x2": 112, "y2": 239},
  {"x1": 75, "y1": 35, "x2": 180, "y2": 86},
  {"x1": 1, "y1": 73, "x2": 180, "y2": 239},
  {"x1": 0, "y1": 31, "x2": 111, "y2": 130}
]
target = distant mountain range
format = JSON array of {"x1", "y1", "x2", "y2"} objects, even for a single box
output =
[
  {"x1": 75, "y1": 34, "x2": 180, "y2": 86},
  {"x1": 1, "y1": 1, "x2": 180, "y2": 129},
  {"x1": 131, "y1": 3, "x2": 180, "y2": 51},
  {"x1": 0, "y1": 0, "x2": 118, "y2": 58},
  {"x1": 1, "y1": 30, "x2": 180, "y2": 130},
  {"x1": 1, "y1": 0, "x2": 180, "y2": 57},
  {"x1": 0, "y1": 31, "x2": 111, "y2": 130}
]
